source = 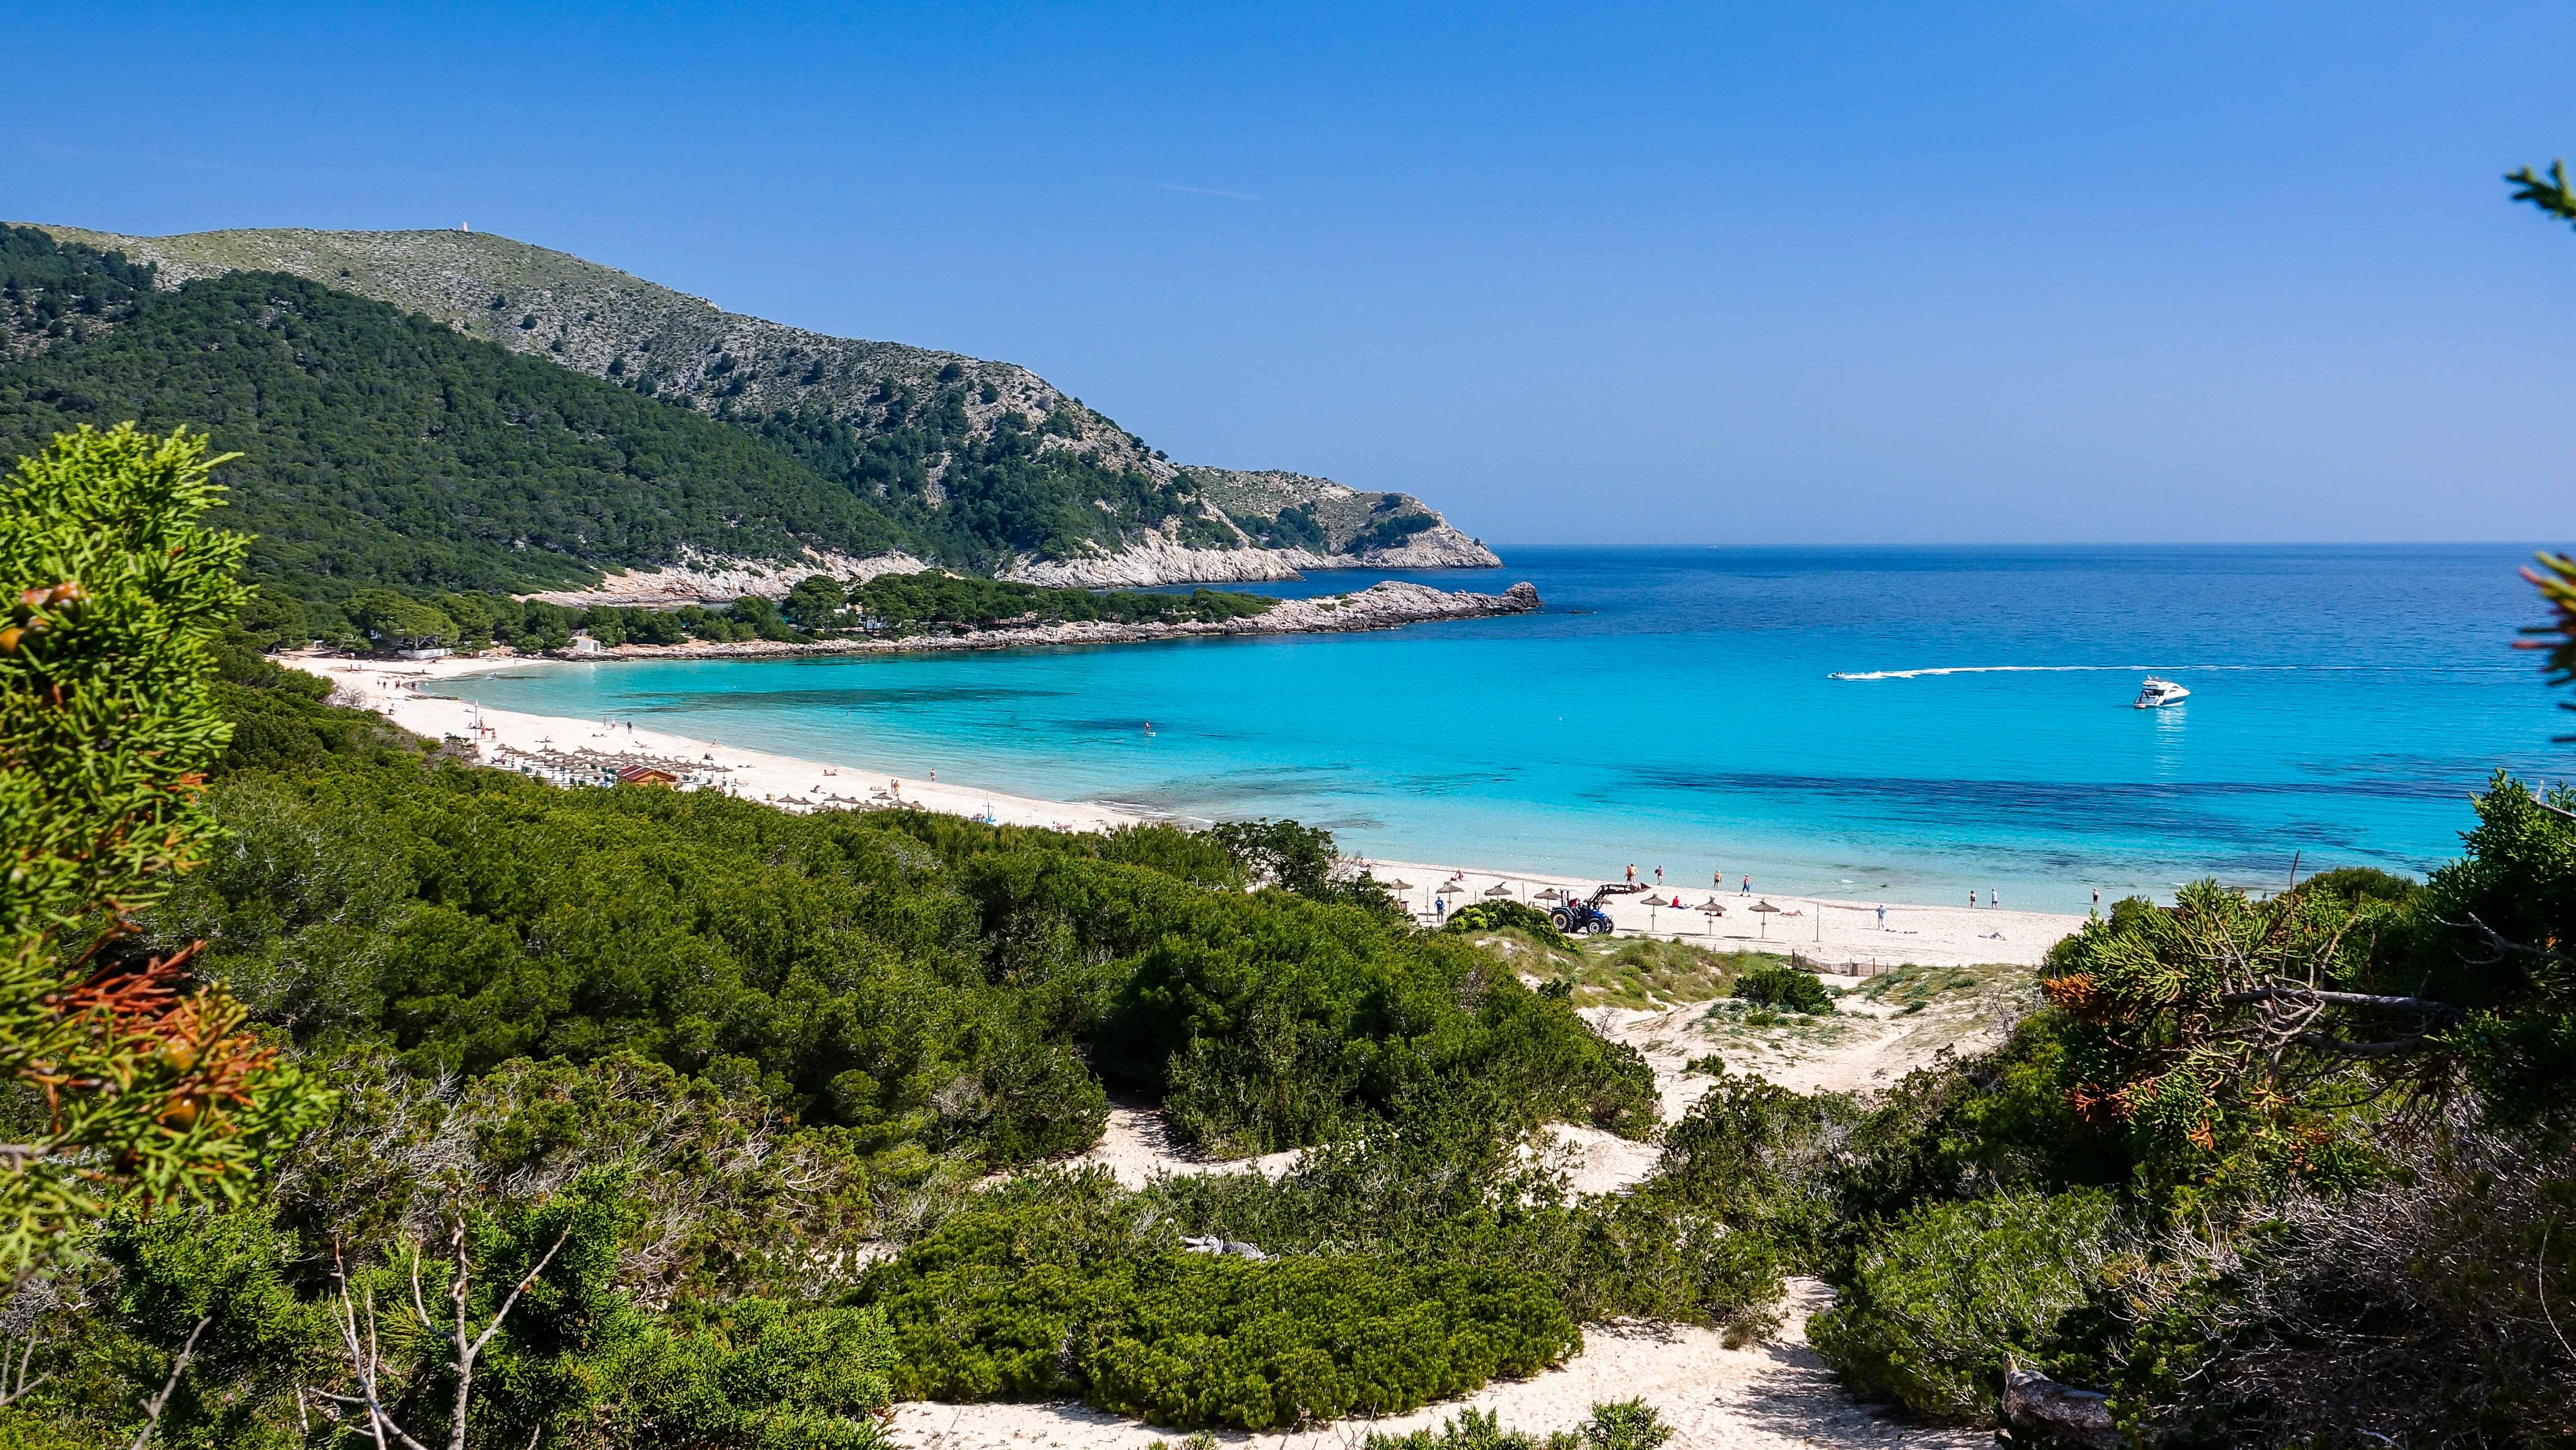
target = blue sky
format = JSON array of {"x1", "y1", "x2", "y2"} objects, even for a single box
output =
[{"x1": 12, "y1": 2, "x2": 2576, "y2": 543}]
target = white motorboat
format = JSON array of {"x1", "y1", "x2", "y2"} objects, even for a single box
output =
[{"x1": 2134, "y1": 676, "x2": 2189, "y2": 709}]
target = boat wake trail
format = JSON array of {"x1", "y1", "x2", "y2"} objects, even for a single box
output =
[{"x1": 1829, "y1": 664, "x2": 2313, "y2": 681}]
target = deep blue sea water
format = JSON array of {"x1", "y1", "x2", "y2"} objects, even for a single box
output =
[{"x1": 442, "y1": 545, "x2": 2567, "y2": 913}]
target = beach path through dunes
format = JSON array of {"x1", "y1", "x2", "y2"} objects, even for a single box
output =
[{"x1": 891, "y1": 1278, "x2": 1979, "y2": 1450}]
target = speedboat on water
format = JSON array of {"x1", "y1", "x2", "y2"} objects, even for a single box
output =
[{"x1": 2134, "y1": 676, "x2": 2190, "y2": 709}]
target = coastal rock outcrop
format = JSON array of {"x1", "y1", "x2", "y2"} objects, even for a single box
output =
[{"x1": 550, "y1": 579, "x2": 1542, "y2": 662}]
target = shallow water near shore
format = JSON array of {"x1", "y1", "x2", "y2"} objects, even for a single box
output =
[{"x1": 443, "y1": 544, "x2": 2560, "y2": 913}]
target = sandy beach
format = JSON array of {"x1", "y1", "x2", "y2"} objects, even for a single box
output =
[{"x1": 293, "y1": 650, "x2": 2088, "y2": 971}]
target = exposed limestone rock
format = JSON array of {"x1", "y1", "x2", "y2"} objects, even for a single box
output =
[
  {"x1": 520, "y1": 548, "x2": 933, "y2": 607},
  {"x1": 1340, "y1": 522, "x2": 1501, "y2": 570}
]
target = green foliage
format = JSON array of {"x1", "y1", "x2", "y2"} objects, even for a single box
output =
[
  {"x1": 2297, "y1": 864, "x2": 2418, "y2": 905},
  {"x1": 2508, "y1": 159, "x2": 2576, "y2": 227},
  {"x1": 1201, "y1": 817, "x2": 1402, "y2": 919},
  {"x1": 1731, "y1": 964, "x2": 1834, "y2": 1014},
  {"x1": 159, "y1": 760, "x2": 1106, "y2": 1165},
  {"x1": 1650, "y1": 1072, "x2": 1860, "y2": 1265},
  {"x1": 1442, "y1": 899, "x2": 1573, "y2": 950},
  {"x1": 205, "y1": 631, "x2": 416, "y2": 775},
  {"x1": 854, "y1": 572, "x2": 1274, "y2": 632},
  {"x1": 592, "y1": 1301, "x2": 897, "y2": 1450},
  {"x1": 1362, "y1": 1406, "x2": 1578, "y2": 1450},
  {"x1": 1807, "y1": 1188, "x2": 2122, "y2": 1422},
  {"x1": 742, "y1": 404, "x2": 1202, "y2": 573},
  {"x1": 0, "y1": 254, "x2": 910, "y2": 600},
  {"x1": 1575, "y1": 1400, "x2": 1675, "y2": 1450},
  {"x1": 93, "y1": 1206, "x2": 323, "y2": 1448},
  {"x1": 1353, "y1": 508, "x2": 1438, "y2": 553},
  {"x1": 2038, "y1": 877, "x2": 2422, "y2": 1189},
  {"x1": 0, "y1": 224, "x2": 153, "y2": 353},
  {"x1": 1357, "y1": 1400, "x2": 1673, "y2": 1450},
  {"x1": 864, "y1": 1170, "x2": 1579, "y2": 1429},
  {"x1": 0, "y1": 423, "x2": 328, "y2": 1268},
  {"x1": 2418, "y1": 773, "x2": 2576, "y2": 1126},
  {"x1": 1135, "y1": 1081, "x2": 1779, "y2": 1337}
]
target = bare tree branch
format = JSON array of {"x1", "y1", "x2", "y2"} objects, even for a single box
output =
[{"x1": 126, "y1": 1314, "x2": 210, "y2": 1450}]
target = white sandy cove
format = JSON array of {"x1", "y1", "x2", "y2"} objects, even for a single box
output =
[{"x1": 292, "y1": 652, "x2": 2086, "y2": 972}]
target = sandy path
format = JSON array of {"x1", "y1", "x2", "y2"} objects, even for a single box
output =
[{"x1": 892, "y1": 1279, "x2": 1974, "y2": 1450}]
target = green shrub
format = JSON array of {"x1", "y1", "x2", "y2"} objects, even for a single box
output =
[
  {"x1": 1733, "y1": 965, "x2": 1833, "y2": 1014},
  {"x1": 865, "y1": 1179, "x2": 1579, "y2": 1428},
  {"x1": 1443, "y1": 900, "x2": 1574, "y2": 950},
  {"x1": 1363, "y1": 1406, "x2": 1575, "y2": 1450},
  {"x1": 1358, "y1": 1400, "x2": 1674, "y2": 1450},
  {"x1": 1578, "y1": 1400, "x2": 1675, "y2": 1450},
  {"x1": 1807, "y1": 1188, "x2": 2121, "y2": 1422}
]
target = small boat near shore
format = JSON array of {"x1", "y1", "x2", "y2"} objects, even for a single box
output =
[{"x1": 2134, "y1": 676, "x2": 2190, "y2": 708}]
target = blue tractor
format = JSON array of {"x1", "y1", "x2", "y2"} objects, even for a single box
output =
[{"x1": 1551, "y1": 883, "x2": 1643, "y2": 936}]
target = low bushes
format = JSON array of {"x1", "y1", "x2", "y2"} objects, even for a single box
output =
[
  {"x1": 864, "y1": 1174, "x2": 1578, "y2": 1428},
  {"x1": 1732, "y1": 964, "x2": 1834, "y2": 1014},
  {"x1": 1360, "y1": 1400, "x2": 1675, "y2": 1450},
  {"x1": 1442, "y1": 900, "x2": 1575, "y2": 950},
  {"x1": 1807, "y1": 1188, "x2": 2122, "y2": 1420}
]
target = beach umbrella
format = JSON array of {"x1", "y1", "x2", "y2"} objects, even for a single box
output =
[
  {"x1": 1749, "y1": 899, "x2": 1781, "y2": 938},
  {"x1": 1534, "y1": 887, "x2": 1566, "y2": 902},
  {"x1": 1482, "y1": 883, "x2": 1516, "y2": 898}
]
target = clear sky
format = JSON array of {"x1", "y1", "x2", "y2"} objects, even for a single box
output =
[{"x1": 12, "y1": 2, "x2": 2576, "y2": 543}]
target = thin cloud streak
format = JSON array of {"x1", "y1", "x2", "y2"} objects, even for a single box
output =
[{"x1": 1127, "y1": 179, "x2": 1263, "y2": 202}]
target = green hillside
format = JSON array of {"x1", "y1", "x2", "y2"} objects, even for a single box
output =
[
  {"x1": 30, "y1": 223, "x2": 1235, "y2": 572},
  {"x1": 0, "y1": 229, "x2": 909, "y2": 599},
  {"x1": 24, "y1": 224, "x2": 1497, "y2": 577}
]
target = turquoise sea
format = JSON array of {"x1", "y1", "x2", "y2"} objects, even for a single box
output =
[{"x1": 443, "y1": 545, "x2": 2565, "y2": 914}]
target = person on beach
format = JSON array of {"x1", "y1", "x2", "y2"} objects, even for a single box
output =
[
  {"x1": 1626, "y1": 864, "x2": 1637, "y2": 884},
  {"x1": 2092, "y1": 887, "x2": 2100, "y2": 917},
  {"x1": 1969, "y1": 889, "x2": 1977, "y2": 909},
  {"x1": 1654, "y1": 866, "x2": 1664, "y2": 887},
  {"x1": 1741, "y1": 875, "x2": 1751, "y2": 895},
  {"x1": 1877, "y1": 903, "x2": 1887, "y2": 929},
  {"x1": 1990, "y1": 889, "x2": 1999, "y2": 910}
]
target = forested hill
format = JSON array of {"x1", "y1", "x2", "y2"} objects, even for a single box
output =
[
  {"x1": 23, "y1": 224, "x2": 1497, "y2": 581},
  {"x1": 0, "y1": 245, "x2": 910, "y2": 598}
]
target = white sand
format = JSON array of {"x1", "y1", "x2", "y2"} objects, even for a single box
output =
[{"x1": 1367, "y1": 859, "x2": 2077, "y2": 974}]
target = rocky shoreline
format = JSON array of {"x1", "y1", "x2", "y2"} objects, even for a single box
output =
[{"x1": 542, "y1": 579, "x2": 1540, "y2": 662}]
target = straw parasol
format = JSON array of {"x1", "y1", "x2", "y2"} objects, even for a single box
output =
[
  {"x1": 1696, "y1": 897, "x2": 1728, "y2": 936},
  {"x1": 1748, "y1": 899, "x2": 1782, "y2": 938},
  {"x1": 1534, "y1": 887, "x2": 1567, "y2": 902},
  {"x1": 1482, "y1": 882, "x2": 1516, "y2": 898}
]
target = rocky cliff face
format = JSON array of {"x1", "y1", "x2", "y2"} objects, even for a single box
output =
[{"x1": 27, "y1": 224, "x2": 1501, "y2": 587}]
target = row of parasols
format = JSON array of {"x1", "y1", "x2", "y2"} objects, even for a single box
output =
[{"x1": 1384, "y1": 875, "x2": 1798, "y2": 938}]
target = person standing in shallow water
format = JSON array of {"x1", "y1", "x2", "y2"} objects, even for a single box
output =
[
  {"x1": 1991, "y1": 889, "x2": 1999, "y2": 910},
  {"x1": 1969, "y1": 889, "x2": 1977, "y2": 909},
  {"x1": 1626, "y1": 864, "x2": 1637, "y2": 884},
  {"x1": 1741, "y1": 874, "x2": 1751, "y2": 895}
]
